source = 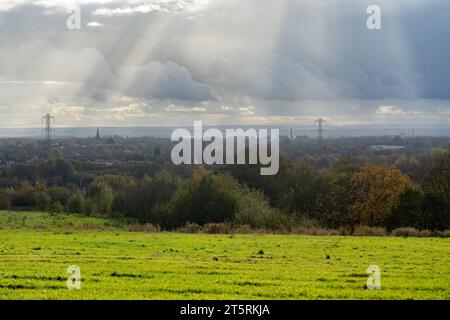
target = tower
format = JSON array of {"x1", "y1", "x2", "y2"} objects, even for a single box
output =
[
  {"x1": 315, "y1": 118, "x2": 325, "y2": 140},
  {"x1": 41, "y1": 113, "x2": 55, "y2": 154},
  {"x1": 95, "y1": 127, "x2": 101, "y2": 140}
]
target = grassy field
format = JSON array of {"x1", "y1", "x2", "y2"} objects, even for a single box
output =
[{"x1": 0, "y1": 211, "x2": 449, "y2": 300}]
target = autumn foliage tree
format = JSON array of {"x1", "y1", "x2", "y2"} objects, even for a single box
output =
[{"x1": 345, "y1": 164, "x2": 417, "y2": 227}]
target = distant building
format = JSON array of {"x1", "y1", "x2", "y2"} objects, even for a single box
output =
[
  {"x1": 296, "y1": 135, "x2": 311, "y2": 143},
  {"x1": 95, "y1": 127, "x2": 101, "y2": 141},
  {"x1": 369, "y1": 145, "x2": 405, "y2": 151}
]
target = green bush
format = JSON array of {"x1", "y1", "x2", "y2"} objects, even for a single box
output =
[
  {"x1": 66, "y1": 192, "x2": 85, "y2": 214},
  {"x1": 234, "y1": 188, "x2": 292, "y2": 230},
  {"x1": 0, "y1": 189, "x2": 12, "y2": 210},
  {"x1": 159, "y1": 171, "x2": 238, "y2": 228},
  {"x1": 35, "y1": 192, "x2": 50, "y2": 212},
  {"x1": 49, "y1": 201, "x2": 64, "y2": 213}
]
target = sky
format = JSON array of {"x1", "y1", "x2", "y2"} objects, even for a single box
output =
[{"x1": 0, "y1": 0, "x2": 449, "y2": 128}]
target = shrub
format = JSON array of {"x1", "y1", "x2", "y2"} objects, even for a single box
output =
[
  {"x1": 0, "y1": 190, "x2": 12, "y2": 210},
  {"x1": 49, "y1": 201, "x2": 64, "y2": 213},
  {"x1": 162, "y1": 172, "x2": 239, "y2": 228},
  {"x1": 82, "y1": 199, "x2": 94, "y2": 216},
  {"x1": 12, "y1": 182, "x2": 36, "y2": 207},
  {"x1": 441, "y1": 230, "x2": 450, "y2": 238},
  {"x1": 421, "y1": 192, "x2": 450, "y2": 230},
  {"x1": 235, "y1": 188, "x2": 293, "y2": 230},
  {"x1": 35, "y1": 192, "x2": 50, "y2": 212},
  {"x1": 202, "y1": 223, "x2": 230, "y2": 234},
  {"x1": 338, "y1": 226, "x2": 353, "y2": 236},
  {"x1": 67, "y1": 192, "x2": 85, "y2": 214},
  {"x1": 234, "y1": 224, "x2": 254, "y2": 234},
  {"x1": 75, "y1": 223, "x2": 108, "y2": 231},
  {"x1": 48, "y1": 186, "x2": 72, "y2": 206},
  {"x1": 353, "y1": 225, "x2": 387, "y2": 237},
  {"x1": 95, "y1": 184, "x2": 113, "y2": 214},
  {"x1": 277, "y1": 163, "x2": 330, "y2": 219},
  {"x1": 418, "y1": 229, "x2": 433, "y2": 237},
  {"x1": 385, "y1": 188, "x2": 423, "y2": 230},
  {"x1": 178, "y1": 223, "x2": 202, "y2": 233},
  {"x1": 391, "y1": 227, "x2": 419, "y2": 237},
  {"x1": 291, "y1": 227, "x2": 339, "y2": 236},
  {"x1": 291, "y1": 227, "x2": 309, "y2": 235},
  {"x1": 124, "y1": 223, "x2": 160, "y2": 233},
  {"x1": 310, "y1": 228, "x2": 339, "y2": 236}
]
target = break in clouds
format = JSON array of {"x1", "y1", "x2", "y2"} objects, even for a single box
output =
[{"x1": 0, "y1": 0, "x2": 449, "y2": 127}]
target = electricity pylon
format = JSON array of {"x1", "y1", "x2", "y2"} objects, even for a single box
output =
[
  {"x1": 42, "y1": 113, "x2": 55, "y2": 155},
  {"x1": 315, "y1": 118, "x2": 325, "y2": 141}
]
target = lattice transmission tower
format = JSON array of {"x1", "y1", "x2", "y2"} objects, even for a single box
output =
[
  {"x1": 41, "y1": 113, "x2": 55, "y2": 154},
  {"x1": 315, "y1": 118, "x2": 325, "y2": 141}
]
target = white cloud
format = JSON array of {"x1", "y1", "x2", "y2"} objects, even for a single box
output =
[
  {"x1": 92, "y1": 0, "x2": 209, "y2": 16},
  {"x1": 86, "y1": 21, "x2": 104, "y2": 27},
  {"x1": 376, "y1": 106, "x2": 407, "y2": 115},
  {"x1": 0, "y1": 0, "x2": 124, "y2": 11},
  {"x1": 376, "y1": 105, "x2": 423, "y2": 116},
  {"x1": 166, "y1": 104, "x2": 206, "y2": 112}
]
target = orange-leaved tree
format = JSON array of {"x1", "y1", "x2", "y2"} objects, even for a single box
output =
[{"x1": 346, "y1": 164, "x2": 417, "y2": 226}]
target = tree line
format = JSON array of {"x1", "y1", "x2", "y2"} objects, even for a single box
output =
[{"x1": 0, "y1": 150, "x2": 448, "y2": 231}]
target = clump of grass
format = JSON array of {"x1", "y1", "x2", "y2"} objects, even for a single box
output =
[
  {"x1": 391, "y1": 227, "x2": 419, "y2": 237},
  {"x1": 124, "y1": 223, "x2": 160, "y2": 233},
  {"x1": 110, "y1": 272, "x2": 144, "y2": 278},
  {"x1": 178, "y1": 223, "x2": 202, "y2": 233},
  {"x1": 353, "y1": 225, "x2": 387, "y2": 237},
  {"x1": 432, "y1": 230, "x2": 450, "y2": 238},
  {"x1": 234, "y1": 225, "x2": 254, "y2": 234},
  {"x1": 291, "y1": 227, "x2": 339, "y2": 236},
  {"x1": 338, "y1": 226, "x2": 353, "y2": 236},
  {"x1": 418, "y1": 229, "x2": 433, "y2": 237},
  {"x1": 32, "y1": 225, "x2": 48, "y2": 230},
  {"x1": 202, "y1": 223, "x2": 230, "y2": 234}
]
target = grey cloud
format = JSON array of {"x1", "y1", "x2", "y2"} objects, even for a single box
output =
[
  {"x1": 0, "y1": 0, "x2": 449, "y2": 127},
  {"x1": 117, "y1": 61, "x2": 214, "y2": 101}
]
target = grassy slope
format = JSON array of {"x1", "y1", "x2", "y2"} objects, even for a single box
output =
[{"x1": 0, "y1": 211, "x2": 449, "y2": 300}]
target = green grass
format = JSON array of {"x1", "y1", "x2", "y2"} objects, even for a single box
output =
[
  {"x1": 0, "y1": 211, "x2": 126, "y2": 230},
  {"x1": 0, "y1": 211, "x2": 449, "y2": 299}
]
